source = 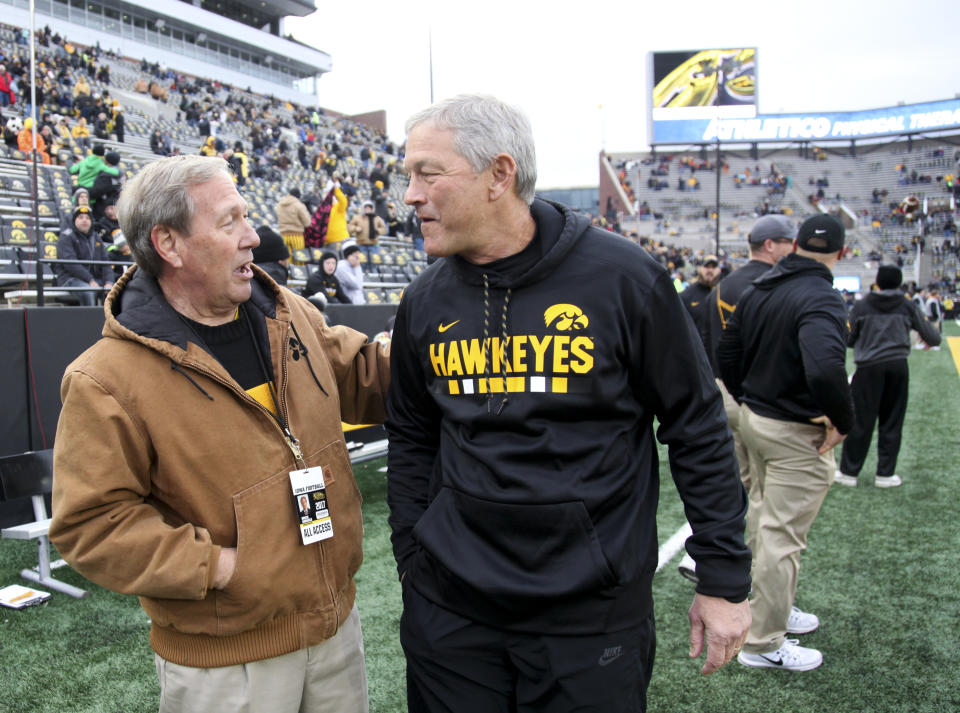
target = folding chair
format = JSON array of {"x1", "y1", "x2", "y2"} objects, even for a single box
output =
[{"x1": 0, "y1": 450, "x2": 88, "y2": 598}]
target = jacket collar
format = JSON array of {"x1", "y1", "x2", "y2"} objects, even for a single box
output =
[{"x1": 106, "y1": 264, "x2": 285, "y2": 353}]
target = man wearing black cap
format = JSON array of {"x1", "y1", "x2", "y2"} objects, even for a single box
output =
[
  {"x1": 718, "y1": 213, "x2": 853, "y2": 672},
  {"x1": 55, "y1": 205, "x2": 114, "y2": 306},
  {"x1": 680, "y1": 254, "x2": 721, "y2": 339},
  {"x1": 252, "y1": 225, "x2": 291, "y2": 286},
  {"x1": 835, "y1": 265, "x2": 941, "y2": 488}
]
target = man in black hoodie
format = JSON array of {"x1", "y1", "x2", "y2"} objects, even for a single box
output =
[
  {"x1": 835, "y1": 265, "x2": 941, "y2": 488},
  {"x1": 387, "y1": 95, "x2": 750, "y2": 713},
  {"x1": 718, "y1": 214, "x2": 853, "y2": 673}
]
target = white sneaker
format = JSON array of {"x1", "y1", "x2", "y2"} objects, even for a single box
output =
[
  {"x1": 678, "y1": 553, "x2": 698, "y2": 583},
  {"x1": 738, "y1": 639, "x2": 823, "y2": 671},
  {"x1": 834, "y1": 470, "x2": 858, "y2": 487},
  {"x1": 875, "y1": 474, "x2": 902, "y2": 488},
  {"x1": 787, "y1": 606, "x2": 820, "y2": 634}
]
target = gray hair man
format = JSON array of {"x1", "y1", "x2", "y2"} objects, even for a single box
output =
[
  {"x1": 386, "y1": 95, "x2": 751, "y2": 713},
  {"x1": 50, "y1": 155, "x2": 389, "y2": 713}
]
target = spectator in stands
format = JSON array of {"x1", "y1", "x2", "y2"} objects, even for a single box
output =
[
  {"x1": 387, "y1": 94, "x2": 750, "y2": 713},
  {"x1": 93, "y1": 111, "x2": 109, "y2": 140},
  {"x1": 112, "y1": 105, "x2": 124, "y2": 143},
  {"x1": 94, "y1": 197, "x2": 122, "y2": 243},
  {"x1": 49, "y1": 154, "x2": 388, "y2": 713},
  {"x1": 386, "y1": 203, "x2": 402, "y2": 236},
  {"x1": 105, "y1": 232, "x2": 132, "y2": 279},
  {"x1": 276, "y1": 186, "x2": 312, "y2": 259},
  {"x1": 54, "y1": 205, "x2": 113, "y2": 305},
  {"x1": 323, "y1": 176, "x2": 351, "y2": 251},
  {"x1": 230, "y1": 141, "x2": 250, "y2": 187},
  {"x1": 3, "y1": 116, "x2": 20, "y2": 148},
  {"x1": 252, "y1": 225, "x2": 290, "y2": 286},
  {"x1": 369, "y1": 159, "x2": 389, "y2": 191},
  {"x1": 0, "y1": 64, "x2": 15, "y2": 106},
  {"x1": 72, "y1": 73, "x2": 91, "y2": 99},
  {"x1": 348, "y1": 200, "x2": 387, "y2": 261},
  {"x1": 835, "y1": 265, "x2": 940, "y2": 490},
  {"x1": 16, "y1": 117, "x2": 51, "y2": 164},
  {"x1": 404, "y1": 208, "x2": 423, "y2": 252},
  {"x1": 70, "y1": 143, "x2": 119, "y2": 190},
  {"x1": 335, "y1": 243, "x2": 365, "y2": 304},
  {"x1": 72, "y1": 115, "x2": 91, "y2": 149},
  {"x1": 90, "y1": 151, "x2": 122, "y2": 217},
  {"x1": 150, "y1": 128, "x2": 171, "y2": 156},
  {"x1": 719, "y1": 214, "x2": 853, "y2": 673},
  {"x1": 304, "y1": 250, "x2": 351, "y2": 304}
]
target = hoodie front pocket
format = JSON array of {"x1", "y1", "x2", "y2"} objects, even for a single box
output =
[{"x1": 413, "y1": 487, "x2": 617, "y2": 602}]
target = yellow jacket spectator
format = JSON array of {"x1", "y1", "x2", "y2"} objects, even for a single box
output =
[{"x1": 73, "y1": 75, "x2": 91, "y2": 98}]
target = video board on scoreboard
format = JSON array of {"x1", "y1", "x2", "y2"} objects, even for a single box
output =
[{"x1": 651, "y1": 48, "x2": 758, "y2": 121}]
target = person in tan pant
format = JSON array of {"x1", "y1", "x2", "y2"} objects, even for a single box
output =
[{"x1": 718, "y1": 214, "x2": 854, "y2": 672}]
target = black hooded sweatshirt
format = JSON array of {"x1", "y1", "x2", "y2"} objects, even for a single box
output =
[
  {"x1": 848, "y1": 288, "x2": 941, "y2": 364},
  {"x1": 386, "y1": 199, "x2": 750, "y2": 635},
  {"x1": 717, "y1": 252, "x2": 854, "y2": 434}
]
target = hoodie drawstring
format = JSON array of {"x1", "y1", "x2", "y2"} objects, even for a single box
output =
[
  {"x1": 482, "y1": 273, "x2": 512, "y2": 415},
  {"x1": 170, "y1": 360, "x2": 214, "y2": 400}
]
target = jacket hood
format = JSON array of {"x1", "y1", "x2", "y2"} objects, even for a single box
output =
[
  {"x1": 751, "y1": 252, "x2": 833, "y2": 291},
  {"x1": 105, "y1": 265, "x2": 284, "y2": 353},
  {"x1": 448, "y1": 198, "x2": 591, "y2": 289},
  {"x1": 865, "y1": 288, "x2": 909, "y2": 312}
]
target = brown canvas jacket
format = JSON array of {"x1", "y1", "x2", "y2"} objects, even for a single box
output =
[{"x1": 49, "y1": 265, "x2": 389, "y2": 667}]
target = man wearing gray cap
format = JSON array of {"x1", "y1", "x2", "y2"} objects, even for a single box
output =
[
  {"x1": 717, "y1": 214, "x2": 854, "y2": 672},
  {"x1": 679, "y1": 216, "x2": 796, "y2": 584},
  {"x1": 702, "y1": 215, "x2": 797, "y2": 551}
]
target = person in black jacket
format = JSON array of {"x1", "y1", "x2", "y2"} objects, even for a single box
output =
[
  {"x1": 680, "y1": 253, "x2": 721, "y2": 340},
  {"x1": 679, "y1": 215, "x2": 796, "y2": 584},
  {"x1": 718, "y1": 213, "x2": 853, "y2": 673},
  {"x1": 835, "y1": 265, "x2": 941, "y2": 488},
  {"x1": 55, "y1": 205, "x2": 114, "y2": 305},
  {"x1": 304, "y1": 251, "x2": 350, "y2": 304},
  {"x1": 251, "y1": 225, "x2": 290, "y2": 286},
  {"x1": 387, "y1": 95, "x2": 750, "y2": 713}
]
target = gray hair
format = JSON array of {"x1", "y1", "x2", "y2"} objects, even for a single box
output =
[
  {"x1": 117, "y1": 155, "x2": 232, "y2": 277},
  {"x1": 405, "y1": 94, "x2": 537, "y2": 204}
]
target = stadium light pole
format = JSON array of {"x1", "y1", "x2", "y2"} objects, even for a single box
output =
[
  {"x1": 428, "y1": 26, "x2": 434, "y2": 104},
  {"x1": 29, "y1": 0, "x2": 43, "y2": 305},
  {"x1": 715, "y1": 137, "x2": 720, "y2": 256}
]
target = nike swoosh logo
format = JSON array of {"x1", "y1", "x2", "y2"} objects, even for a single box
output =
[
  {"x1": 760, "y1": 654, "x2": 785, "y2": 666},
  {"x1": 814, "y1": 229, "x2": 827, "y2": 234},
  {"x1": 598, "y1": 652, "x2": 622, "y2": 667},
  {"x1": 438, "y1": 320, "x2": 459, "y2": 333}
]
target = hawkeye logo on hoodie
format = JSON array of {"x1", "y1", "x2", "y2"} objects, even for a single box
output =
[{"x1": 429, "y1": 303, "x2": 595, "y2": 396}]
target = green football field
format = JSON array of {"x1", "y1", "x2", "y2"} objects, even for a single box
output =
[{"x1": 2, "y1": 325, "x2": 959, "y2": 712}]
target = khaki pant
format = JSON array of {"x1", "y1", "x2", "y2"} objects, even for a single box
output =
[
  {"x1": 155, "y1": 605, "x2": 368, "y2": 713},
  {"x1": 716, "y1": 380, "x2": 758, "y2": 555},
  {"x1": 739, "y1": 408, "x2": 834, "y2": 654}
]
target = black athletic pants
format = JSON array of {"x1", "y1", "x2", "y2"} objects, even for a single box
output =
[
  {"x1": 839, "y1": 359, "x2": 909, "y2": 478},
  {"x1": 400, "y1": 585, "x2": 655, "y2": 713}
]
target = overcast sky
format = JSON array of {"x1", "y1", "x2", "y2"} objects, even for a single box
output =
[{"x1": 287, "y1": 0, "x2": 958, "y2": 189}]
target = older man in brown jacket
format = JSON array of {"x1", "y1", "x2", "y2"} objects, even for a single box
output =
[{"x1": 50, "y1": 156, "x2": 389, "y2": 713}]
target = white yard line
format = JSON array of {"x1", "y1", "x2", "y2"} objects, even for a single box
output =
[{"x1": 656, "y1": 521, "x2": 692, "y2": 572}]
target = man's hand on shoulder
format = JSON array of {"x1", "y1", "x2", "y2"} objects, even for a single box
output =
[{"x1": 688, "y1": 593, "x2": 751, "y2": 675}]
